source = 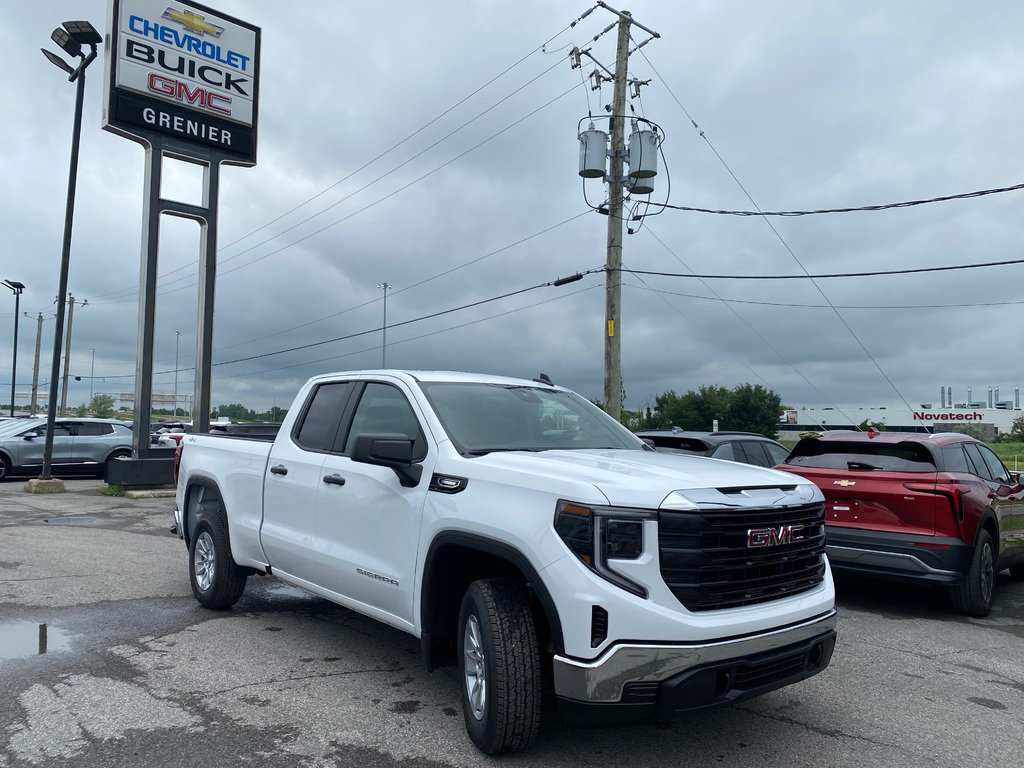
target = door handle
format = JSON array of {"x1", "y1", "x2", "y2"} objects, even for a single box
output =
[
  {"x1": 323, "y1": 474, "x2": 346, "y2": 486},
  {"x1": 270, "y1": 464, "x2": 288, "y2": 476}
]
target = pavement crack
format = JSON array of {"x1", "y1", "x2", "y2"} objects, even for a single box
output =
[
  {"x1": 736, "y1": 705, "x2": 901, "y2": 749},
  {"x1": 203, "y1": 665, "x2": 406, "y2": 697}
]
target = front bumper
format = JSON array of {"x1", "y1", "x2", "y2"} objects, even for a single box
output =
[{"x1": 553, "y1": 609, "x2": 836, "y2": 724}]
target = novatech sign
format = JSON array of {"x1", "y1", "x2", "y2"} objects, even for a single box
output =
[
  {"x1": 913, "y1": 411, "x2": 983, "y2": 422},
  {"x1": 103, "y1": 0, "x2": 260, "y2": 163}
]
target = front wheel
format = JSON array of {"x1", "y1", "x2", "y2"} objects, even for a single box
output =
[
  {"x1": 951, "y1": 528, "x2": 996, "y2": 617},
  {"x1": 188, "y1": 515, "x2": 248, "y2": 609},
  {"x1": 0, "y1": 453, "x2": 10, "y2": 482},
  {"x1": 457, "y1": 578, "x2": 541, "y2": 755}
]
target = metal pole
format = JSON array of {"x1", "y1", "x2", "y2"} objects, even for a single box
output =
[
  {"x1": 603, "y1": 12, "x2": 631, "y2": 422},
  {"x1": 89, "y1": 348, "x2": 94, "y2": 403},
  {"x1": 42, "y1": 63, "x2": 86, "y2": 479},
  {"x1": 193, "y1": 161, "x2": 220, "y2": 435},
  {"x1": 8, "y1": 289, "x2": 20, "y2": 416},
  {"x1": 377, "y1": 282, "x2": 391, "y2": 367},
  {"x1": 60, "y1": 294, "x2": 75, "y2": 416},
  {"x1": 30, "y1": 313, "x2": 42, "y2": 415},
  {"x1": 132, "y1": 147, "x2": 162, "y2": 457},
  {"x1": 173, "y1": 330, "x2": 179, "y2": 417}
]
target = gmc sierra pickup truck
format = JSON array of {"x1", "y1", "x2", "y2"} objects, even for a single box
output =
[{"x1": 173, "y1": 370, "x2": 837, "y2": 754}]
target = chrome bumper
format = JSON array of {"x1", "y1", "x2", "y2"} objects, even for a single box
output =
[{"x1": 553, "y1": 609, "x2": 837, "y2": 703}]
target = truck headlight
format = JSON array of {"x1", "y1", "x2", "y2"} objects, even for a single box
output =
[{"x1": 554, "y1": 500, "x2": 655, "y2": 598}]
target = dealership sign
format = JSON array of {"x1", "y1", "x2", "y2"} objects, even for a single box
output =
[{"x1": 103, "y1": 0, "x2": 260, "y2": 164}]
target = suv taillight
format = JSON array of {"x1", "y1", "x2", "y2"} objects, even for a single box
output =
[
  {"x1": 903, "y1": 478, "x2": 967, "y2": 522},
  {"x1": 173, "y1": 443, "x2": 183, "y2": 486}
]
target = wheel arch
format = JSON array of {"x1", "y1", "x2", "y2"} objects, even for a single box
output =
[
  {"x1": 182, "y1": 479, "x2": 226, "y2": 548},
  {"x1": 420, "y1": 531, "x2": 564, "y2": 671},
  {"x1": 976, "y1": 508, "x2": 1000, "y2": 555}
]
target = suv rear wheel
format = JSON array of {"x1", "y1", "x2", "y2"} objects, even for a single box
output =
[{"x1": 950, "y1": 528, "x2": 995, "y2": 617}]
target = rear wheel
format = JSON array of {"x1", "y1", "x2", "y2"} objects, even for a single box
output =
[
  {"x1": 951, "y1": 528, "x2": 995, "y2": 617},
  {"x1": 188, "y1": 515, "x2": 248, "y2": 609},
  {"x1": 0, "y1": 453, "x2": 10, "y2": 481},
  {"x1": 1009, "y1": 564, "x2": 1024, "y2": 580},
  {"x1": 457, "y1": 578, "x2": 541, "y2": 754}
]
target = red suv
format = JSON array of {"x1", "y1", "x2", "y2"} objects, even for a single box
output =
[{"x1": 777, "y1": 430, "x2": 1024, "y2": 616}]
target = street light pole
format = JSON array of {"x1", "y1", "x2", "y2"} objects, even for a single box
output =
[
  {"x1": 377, "y1": 282, "x2": 391, "y2": 368},
  {"x1": 173, "y1": 330, "x2": 179, "y2": 417},
  {"x1": 2, "y1": 280, "x2": 24, "y2": 416},
  {"x1": 36, "y1": 20, "x2": 101, "y2": 486},
  {"x1": 89, "y1": 348, "x2": 95, "y2": 403}
]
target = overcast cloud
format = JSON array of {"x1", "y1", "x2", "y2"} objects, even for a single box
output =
[{"x1": 1, "y1": 0, "x2": 1021, "y2": 418}]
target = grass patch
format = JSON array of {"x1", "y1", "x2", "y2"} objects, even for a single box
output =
[{"x1": 99, "y1": 484, "x2": 127, "y2": 497}]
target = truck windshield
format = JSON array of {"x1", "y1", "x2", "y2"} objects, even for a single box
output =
[{"x1": 418, "y1": 382, "x2": 643, "y2": 454}]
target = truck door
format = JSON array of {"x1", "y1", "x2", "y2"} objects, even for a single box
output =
[
  {"x1": 261, "y1": 381, "x2": 355, "y2": 581},
  {"x1": 313, "y1": 380, "x2": 434, "y2": 625}
]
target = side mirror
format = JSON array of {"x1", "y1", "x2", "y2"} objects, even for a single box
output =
[
  {"x1": 639, "y1": 437, "x2": 656, "y2": 450},
  {"x1": 351, "y1": 433, "x2": 423, "y2": 488},
  {"x1": 22, "y1": 434, "x2": 37, "y2": 441}
]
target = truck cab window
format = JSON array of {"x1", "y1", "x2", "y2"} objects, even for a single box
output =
[{"x1": 294, "y1": 382, "x2": 353, "y2": 452}]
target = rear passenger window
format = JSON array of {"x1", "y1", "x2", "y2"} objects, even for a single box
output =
[
  {"x1": 740, "y1": 442, "x2": 771, "y2": 467},
  {"x1": 978, "y1": 445, "x2": 1012, "y2": 485},
  {"x1": 294, "y1": 382, "x2": 353, "y2": 452},
  {"x1": 963, "y1": 444, "x2": 991, "y2": 481},
  {"x1": 74, "y1": 422, "x2": 113, "y2": 436},
  {"x1": 941, "y1": 445, "x2": 970, "y2": 473},
  {"x1": 711, "y1": 443, "x2": 735, "y2": 461}
]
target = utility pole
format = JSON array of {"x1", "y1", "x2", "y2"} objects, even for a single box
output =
[
  {"x1": 29, "y1": 313, "x2": 43, "y2": 415},
  {"x1": 173, "y1": 330, "x2": 180, "y2": 417},
  {"x1": 59, "y1": 294, "x2": 86, "y2": 416},
  {"x1": 603, "y1": 13, "x2": 631, "y2": 422}
]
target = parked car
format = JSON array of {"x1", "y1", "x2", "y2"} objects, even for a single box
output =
[
  {"x1": 0, "y1": 417, "x2": 133, "y2": 480},
  {"x1": 776, "y1": 430, "x2": 1024, "y2": 616},
  {"x1": 635, "y1": 428, "x2": 790, "y2": 468}
]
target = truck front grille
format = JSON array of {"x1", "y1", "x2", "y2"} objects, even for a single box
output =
[{"x1": 658, "y1": 502, "x2": 826, "y2": 611}]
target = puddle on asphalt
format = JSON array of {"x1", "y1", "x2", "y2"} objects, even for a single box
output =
[
  {"x1": 42, "y1": 515, "x2": 103, "y2": 526},
  {"x1": 0, "y1": 621, "x2": 73, "y2": 661},
  {"x1": 265, "y1": 583, "x2": 317, "y2": 600}
]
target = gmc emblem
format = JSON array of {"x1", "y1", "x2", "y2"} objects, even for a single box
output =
[{"x1": 747, "y1": 525, "x2": 805, "y2": 548}]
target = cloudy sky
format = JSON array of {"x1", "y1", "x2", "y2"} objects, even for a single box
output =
[{"x1": 1, "y1": 0, "x2": 1022, "y2": 419}]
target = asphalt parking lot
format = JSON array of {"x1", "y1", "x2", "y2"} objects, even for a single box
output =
[{"x1": 1, "y1": 478, "x2": 1022, "y2": 767}]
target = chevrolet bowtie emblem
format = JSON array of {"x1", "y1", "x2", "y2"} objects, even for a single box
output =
[
  {"x1": 162, "y1": 7, "x2": 224, "y2": 37},
  {"x1": 833, "y1": 480, "x2": 857, "y2": 487}
]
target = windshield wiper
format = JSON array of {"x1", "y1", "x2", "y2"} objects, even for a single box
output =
[{"x1": 847, "y1": 461, "x2": 880, "y2": 470}]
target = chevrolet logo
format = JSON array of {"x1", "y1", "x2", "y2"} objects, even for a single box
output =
[
  {"x1": 162, "y1": 7, "x2": 224, "y2": 37},
  {"x1": 833, "y1": 479, "x2": 857, "y2": 487}
]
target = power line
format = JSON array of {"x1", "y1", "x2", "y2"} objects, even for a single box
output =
[
  {"x1": 617, "y1": 256, "x2": 1024, "y2": 281},
  {"x1": 87, "y1": 24, "x2": 580, "y2": 305},
  {"x1": 625, "y1": 283, "x2": 1024, "y2": 310},
  {"x1": 644, "y1": 182, "x2": 1024, "y2": 217},
  {"x1": 639, "y1": 46, "x2": 913, "y2": 415},
  {"x1": 93, "y1": 269, "x2": 601, "y2": 378},
  {"x1": 89, "y1": 81, "x2": 583, "y2": 307}
]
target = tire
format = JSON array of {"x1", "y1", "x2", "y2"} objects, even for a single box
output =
[
  {"x1": 0, "y1": 453, "x2": 10, "y2": 482},
  {"x1": 457, "y1": 578, "x2": 541, "y2": 755},
  {"x1": 951, "y1": 528, "x2": 996, "y2": 617},
  {"x1": 102, "y1": 449, "x2": 131, "y2": 479},
  {"x1": 188, "y1": 515, "x2": 248, "y2": 609},
  {"x1": 1009, "y1": 564, "x2": 1024, "y2": 580}
]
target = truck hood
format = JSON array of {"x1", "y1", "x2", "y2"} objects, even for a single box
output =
[{"x1": 462, "y1": 448, "x2": 817, "y2": 509}]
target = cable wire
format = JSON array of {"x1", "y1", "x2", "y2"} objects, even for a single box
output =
[
  {"x1": 650, "y1": 182, "x2": 1024, "y2": 217},
  {"x1": 616, "y1": 256, "x2": 1024, "y2": 281}
]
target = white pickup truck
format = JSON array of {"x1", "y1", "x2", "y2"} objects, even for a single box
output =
[{"x1": 173, "y1": 370, "x2": 836, "y2": 754}]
